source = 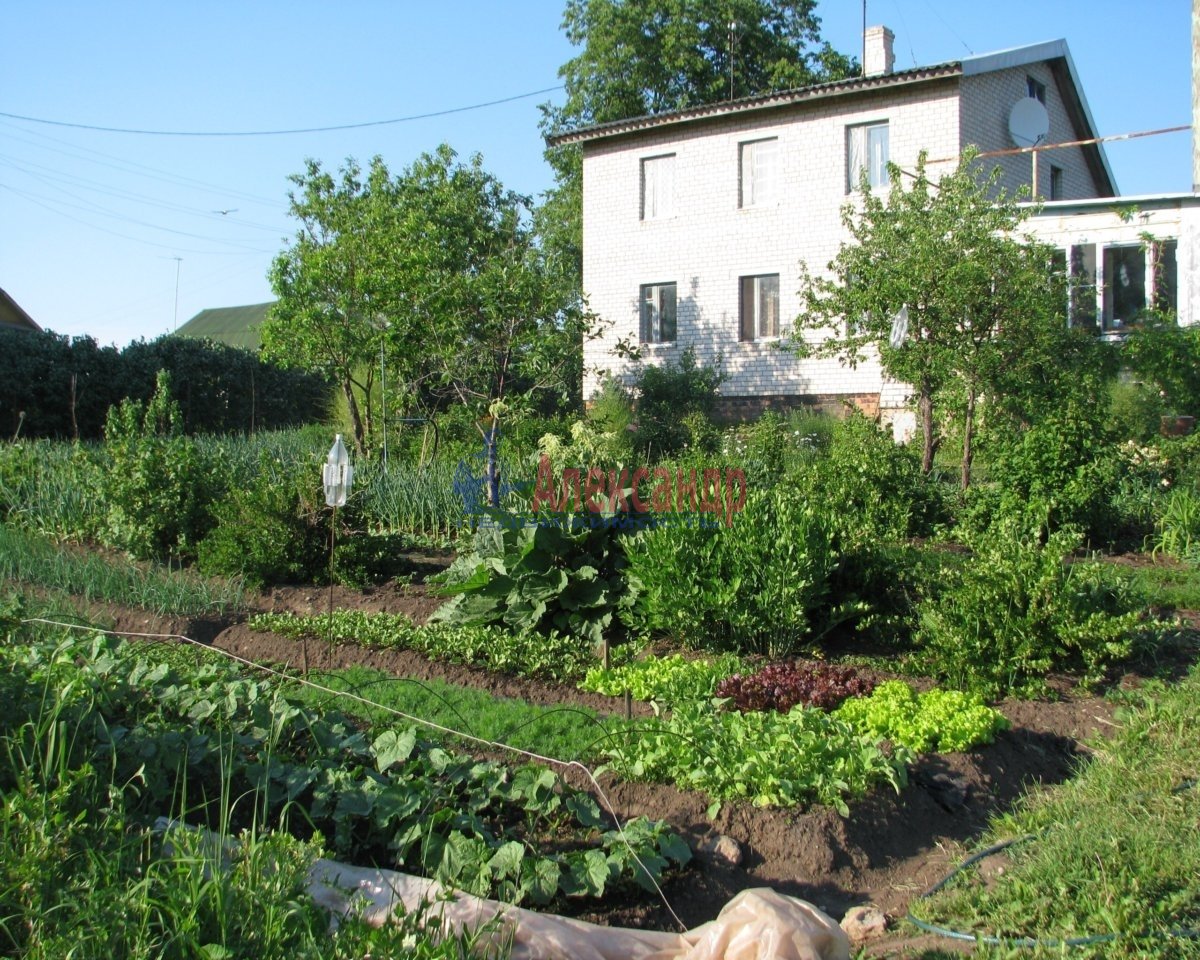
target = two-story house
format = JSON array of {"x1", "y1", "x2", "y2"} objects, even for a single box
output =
[{"x1": 550, "y1": 27, "x2": 1119, "y2": 426}]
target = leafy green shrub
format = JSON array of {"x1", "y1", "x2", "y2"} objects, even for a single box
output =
[
  {"x1": 580, "y1": 653, "x2": 744, "y2": 703},
  {"x1": 917, "y1": 520, "x2": 1149, "y2": 696},
  {"x1": 1108, "y1": 377, "x2": 1166, "y2": 443},
  {"x1": 717, "y1": 411, "x2": 821, "y2": 487},
  {"x1": 971, "y1": 409, "x2": 1123, "y2": 544},
  {"x1": 432, "y1": 515, "x2": 634, "y2": 652},
  {"x1": 602, "y1": 700, "x2": 907, "y2": 814},
  {"x1": 802, "y1": 411, "x2": 945, "y2": 544},
  {"x1": 1119, "y1": 317, "x2": 1200, "y2": 418},
  {"x1": 834, "y1": 680, "x2": 1009, "y2": 752},
  {"x1": 623, "y1": 487, "x2": 837, "y2": 656},
  {"x1": 586, "y1": 375, "x2": 636, "y2": 443},
  {"x1": 102, "y1": 370, "x2": 216, "y2": 561},
  {"x1": 629, "y1": 347, "x2": 724, "y2": 460},
  {"x1": 198, "y1": 460, "x2": 325, "y2": 587},
  {"x1": 715, "y1": 662, "x2": 874, "y2": 713}
]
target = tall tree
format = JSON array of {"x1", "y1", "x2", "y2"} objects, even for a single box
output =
[
  {"x1": 265, "y1": 158, "x2": 392, "y2": 451},
  {"x1": 796, "y1": 151, "x2": 1078, "y2": 489},
  {"x1": 538, "y1": 0, "x2": 856, "y2": 279},
  {"x1": 265, "y1": 147, "x2": 585, "y2": 454}
]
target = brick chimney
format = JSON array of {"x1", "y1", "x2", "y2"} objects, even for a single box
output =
[{"x1": 864, "y1": 25, "x2": 895, "y2": 77}]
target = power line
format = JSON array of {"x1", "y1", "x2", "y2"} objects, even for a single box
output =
[
  {"x1": 0, "y1": 182, "x2": 272, "y2": 255},
  {"x1": 0, "y1": 120, "x2": 284, "y2": 207},
  {"x1": 0, "y1": 152, "x2": 282, "y2": 231},
  {"x1": 0, "y1": 85, "x2": 564, "y2": 137}
]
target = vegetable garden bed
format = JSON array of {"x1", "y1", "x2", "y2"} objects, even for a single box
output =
[{"x1": 73, "y1": 573, "x2": 1129, "y2": 934}]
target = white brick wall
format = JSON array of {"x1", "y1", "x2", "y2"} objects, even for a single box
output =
[{"x1": 581, "y1": 62, "x2": 1111, "y2": 409}]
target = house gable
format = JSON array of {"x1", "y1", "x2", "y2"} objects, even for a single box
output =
[{"x1": 0, "y1": 288, "x2": 41, "y2": 333}]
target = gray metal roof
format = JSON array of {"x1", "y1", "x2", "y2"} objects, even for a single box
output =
[{"x1": 546, "y1": 37, "x2": 1116, "y2": 195}]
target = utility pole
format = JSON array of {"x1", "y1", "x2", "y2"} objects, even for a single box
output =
[
  {"x1": 1193, "y1": 0, "x2": 1199, "y2": 191},
  {"x1": 728, "y1": 21, "x2": 738, "y2": 99}
]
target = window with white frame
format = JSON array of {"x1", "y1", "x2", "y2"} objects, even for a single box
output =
[
  {"x1": 640, "y1": 282, "x2": 677, "y2": 343},
  {"x1": 1026, "y1": 75, "x2": 1046, "y2": 104},
  {"x1": 739, "y1": 138, "x2": 778, "y2": 208},
  {"x1": 847, "y1": 121, "x2": 889, "y2": 192},
  {"x1": 1153, "y1": 239, "x2": 1178, "y2": 314},
  {"x1": 739, "y1": 274, "x2": 780, "y2": 340},
  {"x1": 1103, "y1": 244, "x2": 1147, "y2": 330},
  {"x1": 640, "y1": 154, "x2": 675, "y2": 220},
  {"x1": 1065, "y1": 240, "x2": 1179, "y2": 332},
  {"x1": 1069, "y1": 244, "x2": 1098, "y2": 329}
]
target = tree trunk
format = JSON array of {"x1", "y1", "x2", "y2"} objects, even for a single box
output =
[
  {"x1": 961, "y1": 391, "x2": 976, "y2": 490},
  {"x1": 919, "y1": 389, "x2": 936, "y2": 474},
  {"x1": 342, "y1": 379, "x2": 366, "y2": 454}
]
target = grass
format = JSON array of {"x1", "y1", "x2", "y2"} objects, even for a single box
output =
[
  {"x1": 0, "y1": 523, "x2": 245, "y2": 616},
  {"x1": 912, "y1": 665, "x2": 1200, "y2": 958},
  {"x1": 1121, "y1": 557, "x2": 1200, "y2": 611},
  {"x1": 296, "y1": 664, "x2": 625, "y2": 763}
]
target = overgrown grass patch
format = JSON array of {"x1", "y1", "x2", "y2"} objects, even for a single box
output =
[
  {"x1": 915, "y1": 666, "x2": 1200, "y2": 958},
  {"x1": 1121, "y1": 557, "x2": 1200, "y2": 612},
  {"x1": 299, "y1": 665, "x2": 624, "y2": 763}
]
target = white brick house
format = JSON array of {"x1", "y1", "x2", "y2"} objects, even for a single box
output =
[{"x1": 550, "y1": 30, "x2": 1117, "y2": 422}]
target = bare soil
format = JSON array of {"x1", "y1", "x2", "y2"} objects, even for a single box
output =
[{"x1": 86, "y1": 566, "x2": 1171, "y2": 952}]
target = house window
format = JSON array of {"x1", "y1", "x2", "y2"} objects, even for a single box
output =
[
  {"x1": 1049, "y1": 165, "x2": 1063, "y2": 200},
  {"x1": 739, "y1": 274, "x2": 780, "y2": 340},
  {"x1": 641, "y1": 154, "x2": 675, "y2": 220},
  {"x1": 1069, "y1": 244, "x2": 1098, "y2": 329},
  {"x1": 1027, "y1": 75, "x2": 1046, "y2": 103},
  {"x1": 640, "y1": 282, "x2": 677, "y2": 343},
  {"x1": 847, "y1": 121, "x2": 889, "y2": 192},
  {"x1": 1153, "y1": 239, "x2": 1178, "y2": 314},
  {"x1": 739, "y1": 138, "x2": 778, "y2": 208},
  {"x1": 1103, "y1": 244, "x2": 1147, "y2": 330}
]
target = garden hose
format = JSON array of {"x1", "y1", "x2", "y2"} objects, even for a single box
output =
[{"x1": 904, "y1": 779, "x2": 1200, "y2": 949}]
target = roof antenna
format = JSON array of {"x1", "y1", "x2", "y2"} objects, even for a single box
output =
[
  {"x1": 728, "y1": 20, "x2": 739, "y2": 99},
  {"x1": 862, "y1": 0, "x2": 867, "y2": 77}
]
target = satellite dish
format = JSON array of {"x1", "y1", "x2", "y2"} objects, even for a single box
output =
[{"x1": 1008, "y1": 98, "x2": 1050, "y2": 148}]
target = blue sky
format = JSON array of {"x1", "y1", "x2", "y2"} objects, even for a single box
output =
[{"x1": 1, "y1": 0, "x2": 1191, "y2": 347}]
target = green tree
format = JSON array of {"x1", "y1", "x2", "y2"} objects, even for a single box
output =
[
  {"x1": 538, "y1": 0, "x2": 856, "y2": 279},
  {"x1": 797, "y1": 151, "x2": 1077, "y2": 489},
  {"x1": 265, "y1": 147, "x2": 584, "y2": 455},
  {"x1": 264, "y1": 157, "x2": 393, "y2": 451}
]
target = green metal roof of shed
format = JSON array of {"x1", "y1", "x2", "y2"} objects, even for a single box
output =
[{"x1": 175, "y1": 301, "x2": 273, "y2": 351}]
